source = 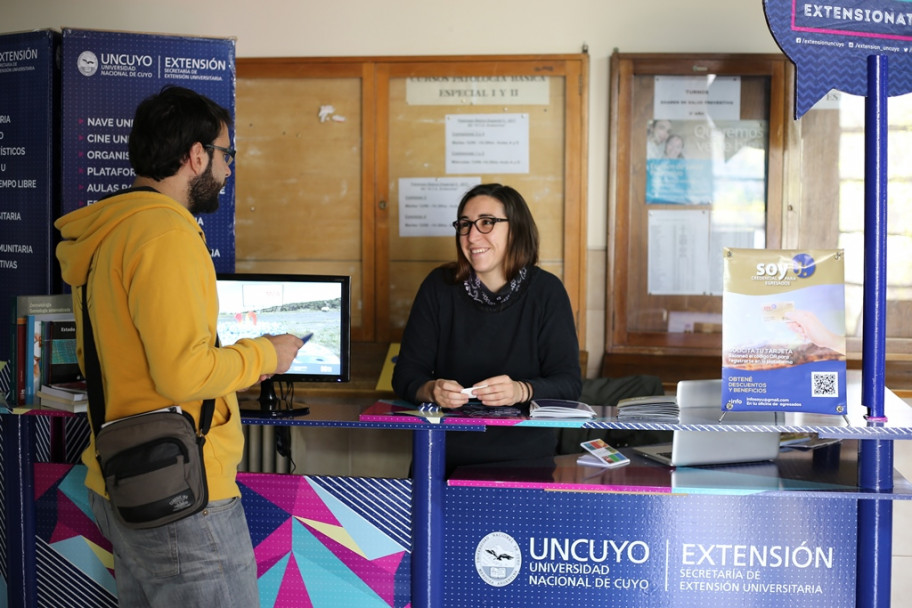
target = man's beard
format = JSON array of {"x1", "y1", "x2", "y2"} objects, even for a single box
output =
[{"x1": 187, "y1": 164, "x2": 223, "y2": 214}]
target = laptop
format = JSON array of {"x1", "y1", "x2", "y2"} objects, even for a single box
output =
[{"x1": 633, "y1": 379, "x2": 781, "y2": 467}]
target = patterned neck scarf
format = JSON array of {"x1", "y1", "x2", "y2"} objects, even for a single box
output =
[{"x1": 464, "y1": 267, "x2": 529, "y2": 309}]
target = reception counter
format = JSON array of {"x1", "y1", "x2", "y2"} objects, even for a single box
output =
[{"x1": 3, "y1": 377, "x2": 912, "y2": 607}]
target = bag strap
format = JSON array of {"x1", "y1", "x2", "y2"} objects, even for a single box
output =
[{"x1": 81, "y1": 283, "x2": 216, "y2": 438}]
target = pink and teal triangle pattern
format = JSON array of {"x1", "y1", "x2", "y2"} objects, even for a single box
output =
[
  {"x1": 240, "y1": 473, "x2": 411, "y2": 608},
  {"x1": 33, "y1": 464, "x2": 116, "y2": 602},
  {"x1": 35, "y1": 464, "x2": 109, "y2": 551}
]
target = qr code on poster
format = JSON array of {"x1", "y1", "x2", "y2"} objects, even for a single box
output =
[{"x1": 811, "y1": 372, "x2": 838, "y2": 397}]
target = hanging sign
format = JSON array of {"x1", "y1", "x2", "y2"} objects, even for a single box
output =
[{"x1": 765, "y1": 0, "x2": 912, "y2": 117}]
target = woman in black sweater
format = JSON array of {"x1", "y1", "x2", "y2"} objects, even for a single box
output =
[{"x1": 392, "y1": 183, "x2": 582, "y2": 475}]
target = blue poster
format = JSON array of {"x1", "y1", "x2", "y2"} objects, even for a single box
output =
[
  {"x1": 646, "y1": 158, "x2": 713, "y2": 204},
  {"x1": 765, "y1": 0, "x2": 912, "y2": 117},
  {"x1": 445, "y1": 487, "x2": 857, "y2": 607},
  {"x1": 60, "y1": 29, "x2": 236, "y2": 272},
  {"x1": 645, "y1": 119, "x2": 766, "y2": 206},
  {"x1": 0, "y1": 30, "x2": 60, "y2": 401}
]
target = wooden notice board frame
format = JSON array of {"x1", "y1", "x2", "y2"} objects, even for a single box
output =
[
  {"x1": 236, "y1": 54, "x2": 589, "y2": 348},
  {"x1": 605, "y1": 52, "x2": 788, "y2": 382}
]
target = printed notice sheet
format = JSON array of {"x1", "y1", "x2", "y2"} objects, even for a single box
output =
[
  {"x1": 398, "y1": 177, "x2": 481, "y2": 237},
  {"x1": 445, "y1": 113, "x2": 529, "y2": 174},
  {"x1": 647, "y1": 210, "x2": 711, "y2": 295},
  {"x1": 648, "y1": 210, "x2": 758, "y2": 296}
]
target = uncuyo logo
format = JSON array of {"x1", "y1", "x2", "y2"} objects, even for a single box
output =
[
  {"x1": 77, "y1": 50, "x2": 98, "y2": 76},
  {"x1": 475, "y1": 531, "x2": 522, "y2": 587}
]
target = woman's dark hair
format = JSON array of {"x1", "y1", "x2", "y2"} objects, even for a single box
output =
[
  {"x1": 451, "y1": 183, "x2": 539, "y2": 283},
  {"x1": 128, "y1": 85, "x2": 232, "y2": 180}
]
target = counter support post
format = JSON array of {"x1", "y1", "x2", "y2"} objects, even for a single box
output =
[
  {"x1": 411, "y1": 428, "x2": 446, "y2": 608},
  {"x1": 857, "y1": 441, "x2": 893, "y2": 608},
  {"x1": 857, "y1": 53, "x2": 892, "y2": 608},
  {"x1": 3, "y1": 414, "x2": 36, "y2": 608}
]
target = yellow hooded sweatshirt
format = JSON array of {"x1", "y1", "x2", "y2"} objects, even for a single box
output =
[{"x1": 55, "y1": 189, "x2": 277, "y2": 501}]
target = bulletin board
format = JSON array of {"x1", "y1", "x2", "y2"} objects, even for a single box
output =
[
  {"x1": 235, "y1": 61, "x2": 370, "y2": 336},
  {"x1": 236, "y1": 55, "x2": 588, "y2": 345},
  {"x1": 605, "y1": 52, "x2": 788, "y2": 381}
]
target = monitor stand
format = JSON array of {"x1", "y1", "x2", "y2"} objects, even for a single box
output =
[{"x1": 241, "y1": 378, "x2": 310, "y2": 418}]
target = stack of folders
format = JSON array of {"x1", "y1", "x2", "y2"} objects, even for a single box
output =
[
  {"x1": 529, "y1": 399, "x2": 597, "y2": 419},
  {"x1": 36, "y1": 382, "x2": 88, "y2": 414},
  {"x1": 615, "y1": 394, "x2": 679, "y2": 422}
]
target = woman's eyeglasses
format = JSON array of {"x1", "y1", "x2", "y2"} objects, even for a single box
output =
[
  {"x1": 205, "y1": 144, "x2": 236, "y2": 166},
  {"x1": 452, "y1": 217, "x2": 509, "y2": 235}
]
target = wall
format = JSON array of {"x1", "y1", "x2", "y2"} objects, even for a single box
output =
[
  {"x1": 5, "y1": 0, "x2": 783, "y2": 376},
  {"x1": 9, "y1": 8, "x2": 912, "y2": 606}
]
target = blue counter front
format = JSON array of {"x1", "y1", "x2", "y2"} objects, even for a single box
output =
[
  {"x1": 3, "y1": 383, "x2": 911, "y2": 608},
  {"x1": 441, "y1": 445, "x2": 892, "y2": 608},
  {"x1": 444, "y1": 488, "x2": 858, "y2": 608}
]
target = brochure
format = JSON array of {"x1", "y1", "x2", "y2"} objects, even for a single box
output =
[
  {"x1": 721, "y1": 248, "x2": 847, "y2": 415},
  {"x1": 616, "y1": 394, "x2": 679, "y2": 422},
  {"x1": 529, "y1": 399, "x2": 596, "y2": 419},
  {"x1": 579, "y1": 439, "x2": 630, "y2": 468}
]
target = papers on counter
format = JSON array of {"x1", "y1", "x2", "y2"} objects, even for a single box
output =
[
  {"x1": 615, "y1": 394, "x2": 679, "y2": 422},
  {"x1": 529, "y1": 399, "x2": 596, "y2": 419}
]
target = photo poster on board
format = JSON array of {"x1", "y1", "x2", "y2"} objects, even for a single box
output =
[
  {"x1": 647, "y1": 76, "x2": 737, "y2": 206},
  {"x1": 59, "y1": 28, "x2": 237, "y2": 273},
  {"x1": 645, "y1": 118, "x2": 768, "y2": 206},
  {"x1": 645, "y1": 119, "x2": 713, "y2": 205},
  {"x1": 722, "y1": 248, "x2": 847, "y2": 416},
  {"x1": 0, "y1": 30, "x2": 60, "y2": 402}
]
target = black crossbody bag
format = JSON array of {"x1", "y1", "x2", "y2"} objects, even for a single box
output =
[{"x1": 82, "y1": 284, "x2": 214, "y2": 529}]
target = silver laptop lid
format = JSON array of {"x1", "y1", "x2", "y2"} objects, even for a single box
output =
[
  {"x1": 671, "y1": 379, "x2": 780, "y2": 466},
  {"x1": 675, "y1": 379, "x2": 723, "y2": 410}
]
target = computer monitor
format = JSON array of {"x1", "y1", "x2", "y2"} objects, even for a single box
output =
[{"x1": 215, "y1": 273, "x2": 351, "y2": 417}]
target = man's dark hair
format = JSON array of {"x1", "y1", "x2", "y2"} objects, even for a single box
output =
[
  {"x1": 451, "y1": 183, "x2": 540, "y2": 283},
  {"x1": 128, "y1": 85, "x2": 232, "y2": 180}
]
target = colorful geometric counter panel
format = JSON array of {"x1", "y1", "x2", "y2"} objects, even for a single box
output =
[
  {"x1": 32, "y1": 465, "x2": 413, "y2": 608},
  {"x1": 240, "y1": 473, "x2": 412, "y2": 608}
]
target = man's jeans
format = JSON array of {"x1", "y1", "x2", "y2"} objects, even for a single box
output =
[{"x1": 90, "y1": 491, "x2": 260, "y2": 607}]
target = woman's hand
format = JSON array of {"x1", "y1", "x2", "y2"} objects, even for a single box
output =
[
  {"x1": 471, "y1": 375, "x2": 526, "y2": 407},
  {"x1": 420, "y1": 375, "x2": 531, "y2": 408},
  {"x1": 420, "y1": 379, "x2": 471, "y2": 409}
]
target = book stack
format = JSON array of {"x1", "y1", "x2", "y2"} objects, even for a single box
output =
[
  {"x1": 11, "y1": 294, "x2": 82, "y2": 405},
  {"x1": 615, "y1": 394, "x2": 679, "y2": 422},
  {"x1": 36, "y1": 381, "x2": 88, "y2": 413}
]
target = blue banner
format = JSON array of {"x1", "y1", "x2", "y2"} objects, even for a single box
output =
[
  {"x1": 60, "y1": 29, "x2": 236, "y2": 272},
  {"x1": 445, "y1": 487, "x2": 857, "y2": 607},
  {"x1": 0, "y1": 30, "x2": 59, "y2": 401}
]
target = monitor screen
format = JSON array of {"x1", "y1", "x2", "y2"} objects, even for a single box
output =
[{"x1": 215, "y1": 273, "x2": 351, "y2": 386}]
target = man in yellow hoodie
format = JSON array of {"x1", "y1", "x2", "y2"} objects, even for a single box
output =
[{"x1": 55, "y1": 85, "x2": 303, "y2": 607}]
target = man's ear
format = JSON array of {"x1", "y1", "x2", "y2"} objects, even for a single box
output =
[{"x1": 186, "y1": 142, "x2": 208, "y2": 175}]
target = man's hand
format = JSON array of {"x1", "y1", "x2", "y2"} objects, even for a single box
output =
[{"x1": 261, "y1": 334, "x2": 305, "y2": 379}]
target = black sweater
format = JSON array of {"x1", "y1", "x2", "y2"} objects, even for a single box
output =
[{"x1": 392, "y1": 265, "x2": 582, "y2": 473}]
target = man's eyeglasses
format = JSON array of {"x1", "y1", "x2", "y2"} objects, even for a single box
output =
[
  {"x1": 452, "y1": 217, "x2": 509, "y2": 235},
  {"x1": 205, "y1": 144, "x2": 236, "y2": 166}
]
